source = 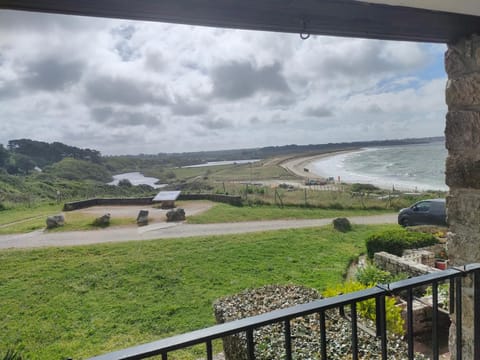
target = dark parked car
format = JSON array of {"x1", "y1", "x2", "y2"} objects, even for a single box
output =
[{"x1": 398, "y1": 198, "x2": 447, "y2": 227}]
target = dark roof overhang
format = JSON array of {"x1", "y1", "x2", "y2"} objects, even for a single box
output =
[{"x1": 2, "y1": 0, "x2": 480, "y2": 43}]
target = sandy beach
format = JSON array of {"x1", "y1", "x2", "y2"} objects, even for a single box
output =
[
  {"x1": 279, "y1": 149, "x2": 360, "y2": 181},
  {"x1": 281, "y1": 146, "x2": 448, "y2": 192}
]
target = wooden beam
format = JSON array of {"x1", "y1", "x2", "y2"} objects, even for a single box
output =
[{"x1": 2, "y1": 0, "x2": 480, "y2": 43}]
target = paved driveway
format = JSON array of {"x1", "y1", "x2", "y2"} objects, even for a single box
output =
[{"x1": 0, "y1": 214, "x2": 397, "y2": 249}]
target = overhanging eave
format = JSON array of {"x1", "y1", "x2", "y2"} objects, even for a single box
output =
[{"x1": 2, "y1": 0, "x2": 480, "y2": 43}]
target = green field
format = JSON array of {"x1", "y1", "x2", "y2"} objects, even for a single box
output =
[
  {"x1": 148, "y1": 160, "x2": 296, "y2": 183},
  {"x1": 0, "y1": 205, "x2": 135, "y2": 235},
  {"x1": 0, "y1": 224, "x2": 397, "y2": 359},
  {"x1": 0, "y1": 203, "x2": 62, "y2": 235},
  {"x1": 187, "y1": 203, "x2": 393, "y2": 223},
  {"x1": 0, "y1": 201, "x2": 394, "y2": 235}
]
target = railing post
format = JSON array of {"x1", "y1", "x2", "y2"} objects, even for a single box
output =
[
  {"x1": 350, "y1": 302, "x2": 358, "y2": 360},
  {"x1": 246, "y1": 328, "x2": 255, "y2": 360},
  {"x1": 456, "y1": 276, "x2": 463, "y2": 360},
  {"x1": 319, "y1": 311, "x2": 327, "y2": 360},
  {"x1": 377, "y1": 295, "x2": 387, "y2": 360},
  {"x1": 432, "y1": 281, "x2": 439, "y2": 360},
  {"x1": 206, "y1": 340, "x2": 213, "y2": 360},
  {"x1": 375, "y1": 296, "x2": 382, "y2": 338},
  {"x1": 407, "y1": 288, "x2": 414, "y2": 360},
  {"x1": 284, "y1": 319, "x2": 292, "y2": 360},
  {"x1": 474, "y1": 270, "x2": 480, "y2": 360}
]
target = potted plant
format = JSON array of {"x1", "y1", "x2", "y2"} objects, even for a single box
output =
[{"x1": 435, "y1": 249, "x2": 448, "y2": 270}]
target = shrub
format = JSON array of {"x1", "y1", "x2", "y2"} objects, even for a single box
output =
[
  {"x1": 356, "y1": 264, "x2": 407, "y2": 286},
  {"x1": 323, "y1": 281, "x2": 404, "y2": 335},
  {"x1": 366, "y1": 228, "x2": 438, "y2": 259},
  {"x1": 328, "y1": 202, "x2": 344, "y2": 210},
  {"x1": 351, "y1": 183, "x2": 380, "y2": 192},
  {"x1": 118, "y1": 178, "x2": 133, "y2": 187}
]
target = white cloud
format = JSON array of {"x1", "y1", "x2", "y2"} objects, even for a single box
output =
[{"x1": 0, "y1": 9, "x2": 447, "y2": 154}]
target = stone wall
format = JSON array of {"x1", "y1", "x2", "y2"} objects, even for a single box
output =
[
  {"x1": 374, "y1": 251, "x2": 438, "y2": 278},
  {"x1": 445, "y1": 34, "x2": 480, "y2": 359}
]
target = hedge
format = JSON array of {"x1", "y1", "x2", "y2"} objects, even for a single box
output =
[{"x1": 366, "y1": 228, "x2": 438, "y2": 259}]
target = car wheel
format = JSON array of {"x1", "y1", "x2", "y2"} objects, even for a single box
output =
[{"x1": 401, "y1": 218, "x2": 410, "y2": 227}]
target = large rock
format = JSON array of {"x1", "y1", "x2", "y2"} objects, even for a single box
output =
[
  {"x1": 166, "y1": 208, "x2": 186, "y2": 222},
  {"x1": 333, "y1": 217, "x2": 351, "y2": 232},
  {"x1": 137, "y1": 210, "x2": 149, "y2": 226},
  {"x1": 46, "y1": 214, "x2": 65, "y2": 229},
  {"x1": 93, "y1": 213, "x2": 110, "y2": 227}
]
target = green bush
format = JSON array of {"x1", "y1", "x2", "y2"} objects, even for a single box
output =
[
  {"x1": 323, "y1": 281, "x2": 404, "y2": 335},
  {"x1": 351, "y1": 183, "x2": 380, "y2": 192},
  {"x1": 366, "y1": 228, "x2": 438, "y2": 259},
  {"x1": 356, "y1": 264, "x2": 407, "y2": 285},
  {"x1": 118, "y1": 179, "x2": 133, "y2": 187}
]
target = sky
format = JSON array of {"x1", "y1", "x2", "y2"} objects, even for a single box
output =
[{"x1": 0, "y1": 10, "x2": 447, "y2": 155}]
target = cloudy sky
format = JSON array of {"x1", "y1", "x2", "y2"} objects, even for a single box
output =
[{"x1": 0, "y1": 10, "x2": 447, "y2": 155}]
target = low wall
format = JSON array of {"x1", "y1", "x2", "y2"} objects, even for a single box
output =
[
  {"x1": 63, "y1": 194, "x2": 242, "y2": 211},
  {"x1": 374, "y1": 251, "x2": 439, "y2": 278},
  {"x1": 178, "y1": 194, "x2": 242, "y2": 206},
  {"x1": 63, "y1": 197, "x2": 153, "y2": 211}
]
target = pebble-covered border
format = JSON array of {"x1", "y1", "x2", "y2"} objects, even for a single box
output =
[{"x1": 213, "y1": 284, "x2": 428, "y2": 360}]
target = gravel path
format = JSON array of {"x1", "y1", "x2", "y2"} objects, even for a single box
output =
[{"x1": 0, "y1": 214, "x2": 397, "y2": 249}]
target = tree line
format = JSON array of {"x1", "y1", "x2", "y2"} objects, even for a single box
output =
[{"x1": 0, "y1": 139, "x2": 101, "y2": 175}]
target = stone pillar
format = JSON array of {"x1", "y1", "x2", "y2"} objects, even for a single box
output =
[{"x1": 445, "y1": 34, "x2": 480, "y2": 359}]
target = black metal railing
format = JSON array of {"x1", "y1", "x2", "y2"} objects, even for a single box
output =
[{"x1": 89, "y1": 263, "x2": 480, "y2": 360}]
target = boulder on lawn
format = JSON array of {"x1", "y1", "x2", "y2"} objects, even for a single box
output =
[
  {"x1": 46, "y1": 214, "x2": 65, "y2": 229},
  {"x1": 333, "y1": 217, "x2": 351, "y2": 232},
  {"x1": 166, "y1": 208, "x2": 186, "y2": 222},
  {"x1": 137, "y1": 210, "x2": 149, "y2": 226},
  {"x1": 93, "y1": 213, "x2": 110, "y2": 227}
]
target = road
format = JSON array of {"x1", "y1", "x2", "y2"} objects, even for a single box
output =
[{"x1": 0, "y1": 214, "x2": 397, "y2": 249}]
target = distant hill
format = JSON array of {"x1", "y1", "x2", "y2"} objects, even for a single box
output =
[
  {"x1": 0, "y1": 136, "x2": 444, "y2": 176},
  {"x1": 0, "y1": 136, "x2": 444, "y2": 205},
  {"x1": 148, "y1": 136, "x2": 445, "y2": 164}
]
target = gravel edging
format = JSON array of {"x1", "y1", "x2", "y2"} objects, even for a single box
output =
[{"x1": 213, "y1": 285, "x2": 429, "y2": 360}]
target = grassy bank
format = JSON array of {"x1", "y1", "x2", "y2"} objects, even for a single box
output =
[
  {"x1": 0, "y1": 203, "x2": 62, "y2": 235},
  {"x1": 187, "y1": 203, "x2": 393, "y2": 224},
  {"x1": 0, "y1": 205, "x2": 136, "y2": 235},
  {"x1": 0, "y1": 224, "x2": 397, "y2": 359}
]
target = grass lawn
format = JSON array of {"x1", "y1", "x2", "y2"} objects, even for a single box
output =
[
  {"x1": 0, "y1": 203, "x2": 62, "y2": 227},
  {"x1": 0, "y1": 209, "x2": 135, "y2": 235},
  {"x1": 0, "y1": 224, "x2": 397, "y2": 359},
  {"x1": 163, "y1": 160, "x2": 296, "y2": 182},
  {"x1": 187, "y1": 203, "x2": 393, "y2": 224},
  {"x1": 0, "y1": 203, "x2": 63, "y2": 235}
]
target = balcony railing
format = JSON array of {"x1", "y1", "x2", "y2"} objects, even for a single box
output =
[{"x1": 89, "y1": 263, "x2": 480, "y2": 360}]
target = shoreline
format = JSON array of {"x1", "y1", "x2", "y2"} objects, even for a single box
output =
[
  {"x1": 279, "y1": 149, "x2": 361, "y2": 181},
  {"x1": 280, "y1": 148, "x2": 448, "y2": 192}
]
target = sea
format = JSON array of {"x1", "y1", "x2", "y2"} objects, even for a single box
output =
[{"x1": 310, "y1": 141, "x2": 448, "y2": 191}]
